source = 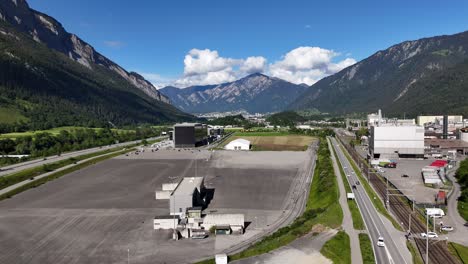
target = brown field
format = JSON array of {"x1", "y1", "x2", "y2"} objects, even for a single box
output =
[{"x1": 221, "y1": 135, "x2": 317, "y2": 151}]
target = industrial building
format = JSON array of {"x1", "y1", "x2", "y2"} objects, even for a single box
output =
[
  {"x1": 225, "y1": 139, "x2": 251, "y2": 150},
  {"x1": 201, "y1": 214, "x2": 245, "y2": 234},
  {"x1": 369, "y1": 125, "x2": 425, "y2": 158},
  {"x1": 417, "y1": 115, "x2": 463, "y2": 126},
  {"x1": 170, "y1": 177, "x2": 206, "y2": 217},
  {"x1": 173, "y1": 123, "x2": 208, "y2": 148}
]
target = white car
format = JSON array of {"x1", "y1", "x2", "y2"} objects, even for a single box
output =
[
  {"x1": 377, "y1": 236, "x2": 385, "y2": 247},
  {"x1": 441, "y1": 226, "x2": 454, "y2": 232},
  {"x1": 421, "y1": 232, "x2": 438, "y2": 238}
]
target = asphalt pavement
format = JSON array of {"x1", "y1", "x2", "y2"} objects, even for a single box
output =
[
  {"x1": 0, "y1": 136, "x2": 165, "y2": 177},
  {"x1": 330, "y1": 137, "x2": 410, "y2": 264}
]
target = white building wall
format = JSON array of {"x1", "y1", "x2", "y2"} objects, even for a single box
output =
[
  {"x1": 154, "y1": 218, "x2": 178, "y2": 230},
  {"x1": 371, "y1": 126, "x2": 424, "y2": 156},
  {"x1": 460, "y1": 131, "x2": 468, "y2": 143},
  {"x1": 155, "y1": 191, "x2": 171, "y2": 200},
  {"x1": 162, "y1": 183, "x2": 179, "y2": 191},
  {"x1": 170, "y1": 194, "x2": 193, "y2": 216}
]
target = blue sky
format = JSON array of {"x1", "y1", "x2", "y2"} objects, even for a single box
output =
[{"x1": 28, "y1": 0, "x2": 468, "y2": 87}]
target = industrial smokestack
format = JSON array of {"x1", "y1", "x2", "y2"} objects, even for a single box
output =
[
  {"x1": 443, "y1": 115, "x2": 448, "y2": 139},
  {"x1": 378, "y1": 109, "x2": 382, "y2": 127}
]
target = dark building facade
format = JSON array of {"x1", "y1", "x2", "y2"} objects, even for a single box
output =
[{"x1": 174, "y1": 123, "x2": 208, "y2": 148}]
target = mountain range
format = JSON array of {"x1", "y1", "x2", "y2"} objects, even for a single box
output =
[
  {"x1": 160, "y1": 73, "x2": 307, "y2": 113},
  {"x1": 291, "y1": 30, "x2": 468, "y2": 117},
  {"x1": 0, "y1": 0, "x2": 193, "y2": 130}
]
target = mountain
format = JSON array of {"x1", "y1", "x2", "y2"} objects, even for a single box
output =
[
  {"x1": 160, "y1": 73, "x2": 307, "y2": 113},
  {"x1": 0, "y1": 0, "x2": 168, "y2": 103},
  {"x1": 291, "y1": 31, "x2": 468, "y2": 116},
  {"x1": 0, "y1": 0, "x2": 194, "y2": 130}
]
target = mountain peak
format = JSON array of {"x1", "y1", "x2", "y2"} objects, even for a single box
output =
[
  {"x1": 0, "y1": 0, "x2": 169, "y2": 103},
  {"x1": 160, "y1": 74, "x2": 307, "y2": 114}
]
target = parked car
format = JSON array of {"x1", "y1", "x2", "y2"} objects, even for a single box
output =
[
  {"x1": 441, "y1": 226, "x2": 454, "y2": 232},
  {"x1": 377, "y1": 236, "x2": 385, "y2": 247},
  {"x1": 421, "y1": 232, "x2": 438, "y2": 238},
  {"x1": 352, "y1": 185, "x2": 357, "y2": 189},
  {"x1": 356, "y1": 181, "x2": 360, "y2": 185},
  {"x1": 402, "y1": 174, "x2": 409, "y2": 178}
]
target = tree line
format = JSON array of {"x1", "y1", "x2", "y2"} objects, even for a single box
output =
[{"x1": 0, "y1": 127, "x2": 165, "y2": 166}]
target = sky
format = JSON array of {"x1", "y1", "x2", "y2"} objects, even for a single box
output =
[{"x1": 28, "y1": 0, "x2": 468, "y2": 88}]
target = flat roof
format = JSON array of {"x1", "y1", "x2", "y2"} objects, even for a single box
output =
[
  {"x1": 425, "y1": 139, "x2": 468, "y2": 149},
  {"x1": 174, "y1": 123, "x2": 202, "y2": 127},
  {"x1": 172, "y1": 177, "x2": 204, "y2": 196}
]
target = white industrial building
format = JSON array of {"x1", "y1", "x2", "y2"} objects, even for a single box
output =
[
  {"x1": 170, "y1": 177, "x2": 205, "y2": 217},
  {"x1": 225, "y1": 139, "x2": 251, "y2": 151},
  {"x1": 368, "y1": 110, "x2": 424, "y2": 158},
  {"x1": 202, "y1": 214, "x2": 245, "y2": 234},
  {"x1": 417, "y1": 115, "x2": 463, "y2": 126},
  {"x1": 154, "y1": 215, "x2": 179, "y2": 230}
]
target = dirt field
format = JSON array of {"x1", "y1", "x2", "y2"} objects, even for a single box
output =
[{"x1": 222, "y1": 135, "x2": 316, "y2": 151}]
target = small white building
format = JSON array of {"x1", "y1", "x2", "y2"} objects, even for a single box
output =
[
  {"x1": 225, "y1": 139, "x2": 251, "y2": 151},
  {"x1": 215, "y1": 254, "x2": 228, "y2": 264},
  {"x1": 202, "y1": 214, "x2": 245, "y2": 234},
  {"x1": 154, "y1": 215, "x2": 179, "y2": 230}
]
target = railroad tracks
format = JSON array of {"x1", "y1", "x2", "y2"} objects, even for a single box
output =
[{"x1": 337, "y1": 136, "x2": 460, "y2": 264}]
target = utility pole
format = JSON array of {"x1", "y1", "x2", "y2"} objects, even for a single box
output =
[{"x1": 426, "y1": 213, "x2": 429, "y2": 264}]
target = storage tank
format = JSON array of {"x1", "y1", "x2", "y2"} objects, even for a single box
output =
[{"x1": 460, "y1": 128, "x2": 468, "y2": 142}]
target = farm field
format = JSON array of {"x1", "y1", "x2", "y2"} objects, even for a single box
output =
[{"x1": 221, "y1": 133, "x2": 316, "y2": 151}]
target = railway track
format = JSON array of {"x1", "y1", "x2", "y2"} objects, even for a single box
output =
[{"x1": 337, "y1": 135, "x2": 460, "y2": 264}]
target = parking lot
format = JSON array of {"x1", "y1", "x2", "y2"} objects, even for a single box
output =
[{"x1": 0, "y1": 149, "x2": 311, "y2": 264}]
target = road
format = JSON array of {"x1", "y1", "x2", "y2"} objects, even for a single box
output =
[
  {"x1": 0, "y1": 136, "x2": 165, "y2": 177},
  {"x1": 330, "y1": 137, "x2": 408, "y2": 264},
  {"x1": 446, "y1": 167, "x2": 468, "y2": 246},
  {"x1": 327, "y1": 137, "x2": 363, "y2": 264}
]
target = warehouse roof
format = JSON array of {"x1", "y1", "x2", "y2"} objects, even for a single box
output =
[
  {"x1": 226, "y1": 139, "x2": 250, "y2": 145},
  {"x1": 172, "y1": 177, "x2": 204, "y2": 196},
  {"x1": 203, "y1": 214, "x2": 245, "y2": 227},
  {"x1": 174, "y1": 123, "x2": 202, "y2": 127}
]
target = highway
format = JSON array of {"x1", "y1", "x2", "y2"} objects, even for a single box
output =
[
  {"x1": 330, "y1": 137, "x2": 408, "y2": 264},
  {"x1": 0, "y1": 136, "x2": 166, "y2": 177}
]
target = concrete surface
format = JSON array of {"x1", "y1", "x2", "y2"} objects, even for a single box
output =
[
  {"x1": 328, "y1": 138, "x2": 363, "y2": 264},
  {"x1": 0, "y1": 149, "x2": 312, "y2": 264},
  {"x1": 231, "y1": 230, "x2": 336, "y2": 264}
]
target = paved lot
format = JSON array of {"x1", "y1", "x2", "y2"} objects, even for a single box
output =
[{"x1": 0, "y1": 149, "x2": 309, "y2": 264}]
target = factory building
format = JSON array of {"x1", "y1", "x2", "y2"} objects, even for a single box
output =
[
  {"x1": 417, "y1": 115, "x2": 463, "y2": 126},
  {"x1": 173, "y1": 123, "x2": 208, "y2": 148},
  {"x1": 225, "y1": 139, "x2": 251, "y2": 150},
  {"x1": 368, "y1": 110, "x2": 424, "y2": 158},
  {"x1": 170, "y1": 177, "x2": 206, "y2": 217}
]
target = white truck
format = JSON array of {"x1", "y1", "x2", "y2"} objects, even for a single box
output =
[{"x1": 425, "y1": 208, "x2": 445, "y2": 218}]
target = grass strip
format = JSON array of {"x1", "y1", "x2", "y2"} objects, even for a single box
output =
[
  {"x1": 359, "y1": 233, "x2": 376, "y2": 264},
  {"x1": 406, "y1": 241, "x2": 424, "y2": 264},
  {"x1": 458, "y1": 201, "x2": 468, "y2": 222},
  {"x1": 448, "y1": 242, "x2": 468, "y2": 264},
  {"x1": 339, "y1": 144, "x2": 403, "y2": 231},
  {"x1": 330, "y1": 142, "x2": 366, "y2": 230},
  {"x1": 0, "y1": 148, "x2": 132, "y2": 201},
  {"x1": 196, "y1": 137, "x2": 342, "y2": 263},
  {"x1": 321, "y1": 231, "x2": 351, "y2": 264}
]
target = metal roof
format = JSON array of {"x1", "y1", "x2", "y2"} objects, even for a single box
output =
[
  {"x1": 172, "y1": 177, "x2": 204, "y2": 196},
  {"x1": 226, "y1": 138, "x2": 251, "y2": 145},
  {"x1": 174, "y1": 123, "x2": 202, "y2": 127}
]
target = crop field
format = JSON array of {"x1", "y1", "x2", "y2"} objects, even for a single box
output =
[{"x1": 221, "y1": 134, "x2": 316, "y2": 151}]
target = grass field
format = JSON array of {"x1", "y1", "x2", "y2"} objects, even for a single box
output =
[
  {"x1": 0, "y1": 107, "x2": 28, "y2": 124},
  {"x1": 220, "y1": 134, "x2": 316, "y2": 151},
  {"x1": 458, "y1": 201, "x2": 468, "y2": 222},
  {"x1": 321, "y1": 231, "x2": 351, "y2": 264},
  {"x1": 448, "y1": 242, "x2": 468, "y2": 263},
  {"x1": 0, "y1": 126, "x2": 133, "y2": 139},
  {"x1": 359, "y1": 234, "x2": 375, "y2": 264}
]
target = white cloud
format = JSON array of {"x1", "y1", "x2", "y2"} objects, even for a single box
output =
[
  {"x1": 103, "y1": 40, "x2": 125, "y2": 48},
  {"x1": 174, "y1": 49, "x2": 266, "y2": 87},
  {"x1": 144, "y1": 47, "x2": 355, "y2": 88},
  {"x1": 269, "y1": 46, "x2": 356, "y2": 85},
  {"x1": 240, "y1": 56, "x2": 267, "y2": 74}
]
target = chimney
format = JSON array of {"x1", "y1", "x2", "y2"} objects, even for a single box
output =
[
  {"x1": 443, "y1": 115, "x2": 448, "y2": 139},
  {"x1": 378, "y1": 109, "x2": 382, "y2": 127}
]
